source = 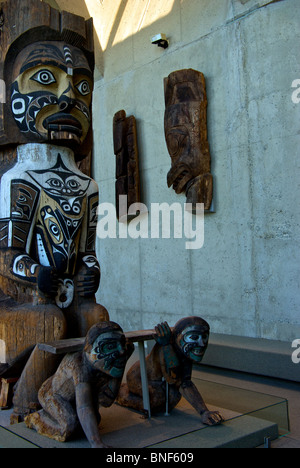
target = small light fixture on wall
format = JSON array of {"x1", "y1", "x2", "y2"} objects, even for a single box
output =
[{"x1": 151, "y1": 33, "x2": 169, "y2": 49}]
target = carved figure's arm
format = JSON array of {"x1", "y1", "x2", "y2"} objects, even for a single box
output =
[
  {"x1": 98, "y1": 378, "x2": 122, "y2": 408},
  {"x1": 179, "y1": 369, "x2": 224, "y2": 426},
  {"x1": 0, "y1": 248, "x2": 59, "y2": 296},
  {"x1": 155, "y1": 322, "x2": 181, "y2": 384},
  {"x1": 0, "y1": 177, "x2": 58, "y2": 296},
  {"x1": 75, "y1": 187, "x2": 101, "y2": 297},
  {"x1": 75, "y1": 381, "x2": 109, "y2": 449}
]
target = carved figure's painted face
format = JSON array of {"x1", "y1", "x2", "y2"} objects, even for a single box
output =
[
  {"x1": 87, "y1": 331, "x2": 127, "y2": 378},
  {"x1": 176, "y1": 325, "x2": 209, "y2": 363},
  {"x1": 10, "y1": 42, "x2": 93, "y2": 148}
]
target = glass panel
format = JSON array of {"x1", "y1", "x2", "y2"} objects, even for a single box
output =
[
  {"x1": 193, "y1": 377, "x2": 290, "y2": 436},
  {"x1": 0, "y1": 377, "x2": 290, "y2": 448}
]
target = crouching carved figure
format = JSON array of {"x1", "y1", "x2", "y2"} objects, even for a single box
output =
[
  {"x1": 0, "y1": 0, "x2": 108, "y2": 420},
  {"x1": 117, "y1": 317, "x2": 224, "y2": 426},
  {"x1": 25, "y1": 322, "x2": 134, "y2": 448}
]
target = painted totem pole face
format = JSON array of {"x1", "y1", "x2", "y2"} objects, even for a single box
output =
[
  {"x1": 176, "y1": 325, "x2": 209, "y2": 363},
  {"x1": 10, "y1": 42, "x2": 93, "y2": 149},
  {"x1": 87, "y1": 331, "x2": 127, "y2": 378}
]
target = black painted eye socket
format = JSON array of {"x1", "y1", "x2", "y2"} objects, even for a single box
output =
[
  {"x1": 31, "y1": 69, "x2": 56, "y2": 85},
  {"x1": 76, "y1": 80, "x2": 91, "y2": 96},
  {"x1": 190, "y1": 334, "x2": 201, "y2": 341}
]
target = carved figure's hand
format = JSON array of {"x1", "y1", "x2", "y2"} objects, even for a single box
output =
[
  {"x1": 200, "y1": 410, "x2": 224, "y2": 426},
  {"x1": 76, "y1": 266, "x2": 100, "y2": 298},
  {"x1": 154, "y1": 322, "x2": 173, "y2": 346},
  {"x1": 37, "y1": 266, "x2": 59, "y2": 296}
]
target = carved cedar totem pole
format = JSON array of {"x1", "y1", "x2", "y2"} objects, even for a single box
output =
[
  {"x1": 113, "y1": 110, "x2": 140, "y2": 222},
  {"x1": 117, "y1": 317, "x2": 224, "y2": 426},
  {"x1": 164, "y1": 69, "x2": 213, "y2": 211},
  {"x1": 0, "y1": 0, "x2": 109, "y2": 422},
  {"x1": 25, "y1": 322, "x2": 134, "y2": 447}
]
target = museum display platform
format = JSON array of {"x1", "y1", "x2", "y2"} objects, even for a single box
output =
[{"x1": 0, "y1": 376, "x2": 289, "y2": 449}]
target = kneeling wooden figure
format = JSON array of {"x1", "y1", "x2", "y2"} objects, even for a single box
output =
[{"x1": 25, "y1": 322, "x2": 134, "y2": 448}]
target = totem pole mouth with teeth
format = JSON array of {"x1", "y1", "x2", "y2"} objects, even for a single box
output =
[{"x1": 10, "y1": 41, "x2": 93, "y2": 152}]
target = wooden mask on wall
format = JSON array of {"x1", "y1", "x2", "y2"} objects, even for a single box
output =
[
  {"x1": 0, "y1": 0, "x2": 94, "y2": 163},
  {"x1": 164, "y1": 69, "x2": 213, "y2": 211}
]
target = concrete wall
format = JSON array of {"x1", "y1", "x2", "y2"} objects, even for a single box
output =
[{"x1": 56, "y1": 0, "x2": 300, "y2": 342}]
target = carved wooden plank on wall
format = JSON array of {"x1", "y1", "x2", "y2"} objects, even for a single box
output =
[
  {"x1": 164, "y1": 69, "x2": 213, "y2": 211},
  {"x1": 113, "y1": 110, "x2": 141, "y2": 222}
]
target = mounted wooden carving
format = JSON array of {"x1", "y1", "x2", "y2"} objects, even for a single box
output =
[
  {"x1": 0, "y1": 0, "x2": 108, "y2": 422},
  {"x1": 164, "y1": 69, "x2": 213, "y2": 211},
  {"x1": 113, "y1": 110, "x2": 140, "y2": 222}
]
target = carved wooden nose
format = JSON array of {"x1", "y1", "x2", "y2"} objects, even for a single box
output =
[{"x1": 58, "y1": 97, "x2": 76, "y2": 112}]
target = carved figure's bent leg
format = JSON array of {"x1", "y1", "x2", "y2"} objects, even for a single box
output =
[
  {"x1": 117, "y1": 380, "x2": 181, "y2": 414},
  {"x1": 25, "y1": 376, "x2": 78, "y2": 442},
  {"x1": 117, "y1": 362, "x2": 182, "y2": 414}
]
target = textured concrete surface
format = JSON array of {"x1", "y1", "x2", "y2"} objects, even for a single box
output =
[
  {"x1": 202, "y1": 333, "x2": 300, "y2": 382},
  {"x1": 89, "y1": 0, "x2": 299, "y2": 343}
]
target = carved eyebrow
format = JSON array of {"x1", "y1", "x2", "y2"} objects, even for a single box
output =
[
  {"x1": 73, "y1": 68, "x2": 93, "y2": 80},
  {"x1": 21, "y1": 60, "x2": 69, "y2": 74},
  {"x1": 20, "y1": 44, "x2": 65, "y2": 72},
  {"x1": 21, "y1": 61, "x2": 93, "y2": 80},
  {"x1": 19, "y1": 45, "x2": 92, "y2": 79}
]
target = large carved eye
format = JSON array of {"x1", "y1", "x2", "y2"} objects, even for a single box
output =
[
  {"x1": 46, "y1": 178, "x2": 63, "y2": 189},
  {"x1": 66, "y1": 179, "x2": 80, "y2": 190},
  {"x1": 184, "y1": 331, "x2": 208, "y2": 345},
  {"x1": 31, "y1": 69, "x2": 56, "y2": 85},
  {"x1": 100, "y1": 341, "x2": 119, "y2": 356},
  {"x1": 76, "y1": 80, "x2": 91, "y2": 96}
]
